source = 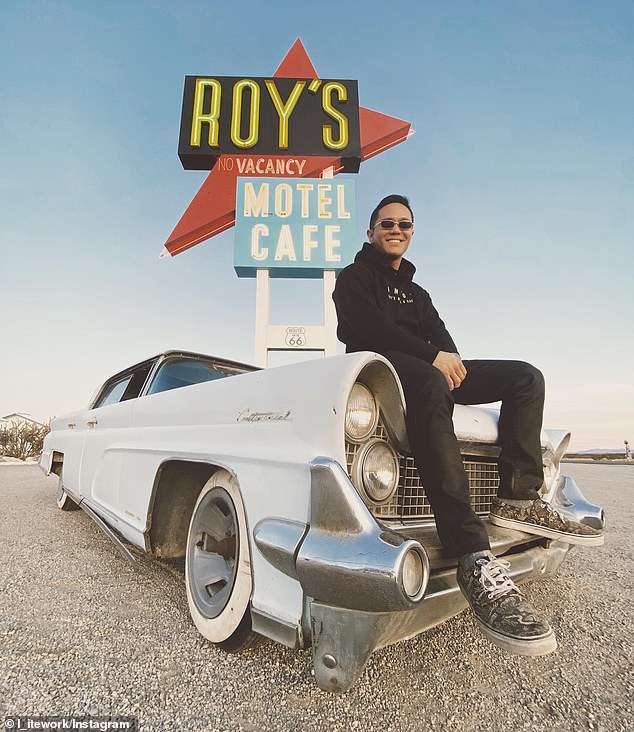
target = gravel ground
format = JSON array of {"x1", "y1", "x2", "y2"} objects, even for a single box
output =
[{"x1": 1, "y1": 463, "x2": 632, "y2": 732}]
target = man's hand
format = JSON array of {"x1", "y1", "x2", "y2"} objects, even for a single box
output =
[{"x1": 432, "y1": 351, "x2": 467, "y2": 391}]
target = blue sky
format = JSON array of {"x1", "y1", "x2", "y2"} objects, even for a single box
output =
[{"x1": 1, "y1": 0, "x2": 632, "y2": 450}]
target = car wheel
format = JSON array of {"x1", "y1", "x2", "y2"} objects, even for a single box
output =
[
  {"x1": 185, "y1": 470, "x2": 257, "y2": 651},
  {"x1": 57, "y1": 477, "x2": 80, "y2": 511}
]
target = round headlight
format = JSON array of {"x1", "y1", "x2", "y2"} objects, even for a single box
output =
[
  {"x1": 345, "y1": 382, "x2": 378, "y2": 442},
  {"x1": 358, "y1": 439, "x2": 399, "y2": 504}
]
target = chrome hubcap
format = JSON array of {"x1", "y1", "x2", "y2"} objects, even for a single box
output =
[{"x1": 187, "y1": 488, "x2": 238, "y2": 619}]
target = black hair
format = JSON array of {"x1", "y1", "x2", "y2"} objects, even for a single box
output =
[{"x1": 368, "y1": 194, "x2": 414, "y2": 229}]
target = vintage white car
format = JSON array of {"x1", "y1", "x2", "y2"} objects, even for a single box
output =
[{"x1": 40, "y1": 349, "x2": 604, "y2": 692}]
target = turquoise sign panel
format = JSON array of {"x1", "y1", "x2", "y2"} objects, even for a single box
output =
[{"x1": 234, "y1": 177, "x2": 356, "y2": 278}]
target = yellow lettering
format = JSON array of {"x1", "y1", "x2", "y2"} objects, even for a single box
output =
[
  {"x1": 296, "y1": 184, "x2": 313, "y2": 217},
  {"x1": 274, "y1": 225, "x2": 297, "y2": 261},
  {"x1": 336, "y1": 184, "x2": 351, "y2": 219},
  {"x1": 190, "y1": 78, "x2": 221, "y2": 147},
  {"x1": 303, "y1": 225, "x2": 319, "y2": 261},
  {"x1": 243, "y1": 182, "x2": 269, "y2": 217},
  {"x1": 274, "y1": 183, "x2": 293, "y2": 217},
  {"x1": 265, "y1": 80, "x2": 306, "y2": 149},
  {"x1": 251, "y1": 224, "x2": 269, "y2": 260},
  {"x1": 322, "y1": 82, "x2": 349, "y2": 151},
  {"x1": 318, "y1": 183, "x2": 332, "y2": 218},
  {"x1": 325, "y1": 225, "x2": 341, "y2": 262},
  {"x1": 231, "y1": 79, "x2": 260, "y2": 148}
]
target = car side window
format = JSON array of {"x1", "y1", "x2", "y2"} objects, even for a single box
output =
[
  {"x1": 95, "y1": 376, "x2": 133, "y2": 408},
  {"x1": 92, "y1": 362, "x2": 155, "y2": 408},
  {"x1": 147, "y1": 358, "x2": 239, "y2": 395}
]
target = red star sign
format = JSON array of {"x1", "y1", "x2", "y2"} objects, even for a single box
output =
[{"x1": 161, "y1": 39, "x2": 413, "y2": 258}]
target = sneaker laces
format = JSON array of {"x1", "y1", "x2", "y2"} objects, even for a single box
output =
[
  {"x1": 477, "y1": 558, "x2": 518, "y2": 600},
  {"x1": 542, "y1": 501, "x2": 565, "y2": 520}
]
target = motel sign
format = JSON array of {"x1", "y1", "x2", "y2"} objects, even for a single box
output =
[
  {"x1": 179, "y1": 76, "x2": 362, "y2": 172},
  {"x1": 234, "y1": 178, "x2": 356, "y2": 277},
  {"x1": 166, "y1": 40, "x2": 412, "y2": 364}
]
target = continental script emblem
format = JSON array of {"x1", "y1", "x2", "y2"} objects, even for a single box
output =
[{"x1": 237, "y1": 409, "x2": 292, "y2": 423}]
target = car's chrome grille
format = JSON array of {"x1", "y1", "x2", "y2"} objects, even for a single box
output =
[{"x1": 345, "y1": 418, "x2": 500, "y2": 521}]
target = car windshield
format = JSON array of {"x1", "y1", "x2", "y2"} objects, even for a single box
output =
[{"x1": 147, "y1": 357, "x2": 244, "y2": 395}]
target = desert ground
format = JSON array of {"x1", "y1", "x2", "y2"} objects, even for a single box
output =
[{"x1": 1, "y1": 463, "x2": 632, "y2": 732}]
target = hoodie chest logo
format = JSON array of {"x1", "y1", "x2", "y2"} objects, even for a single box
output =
[{"x1": 387, "y1": 284, "x2": 414, "y2": 304}]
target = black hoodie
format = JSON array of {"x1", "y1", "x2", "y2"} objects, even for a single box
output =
[{"x1": 332, "y1": 242, "x2": 458, "y2": 363}]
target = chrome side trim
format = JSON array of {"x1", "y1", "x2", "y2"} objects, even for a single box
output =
[
  {"x1": 295, "y1": 458, "x2": 430, "y2": 612},
  {"x1": 60, "y1": 481, "x2": 82, "y2": 504},
  {"x1": 79, "y1": 501, "x2": 139, "y2": 565}
]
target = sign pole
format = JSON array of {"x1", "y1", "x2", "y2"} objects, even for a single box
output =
[
  {"x1": 252, "y1": 167, "x2": 341, "y2": 367},
  {"x1": 323, "y1": 269, "x2": 338, "y2": 357},
  {"x1": 254, "y1": 269, "x2": 270, "y2": 367},
  {"x1": 321, "y1": 165, "x2": 338, "y2": 359}
]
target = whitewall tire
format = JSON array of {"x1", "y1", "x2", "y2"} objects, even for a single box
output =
[
  {"x1": 185, "y1": 470, "x2": 255, "y2": 651},
  {"x1": 56, "y1": 477, "x2": 80, "y2": 511}
]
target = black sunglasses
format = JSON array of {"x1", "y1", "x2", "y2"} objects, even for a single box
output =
[{"x1": 372, "y1": 219, "x2": 414, "y2": 231}]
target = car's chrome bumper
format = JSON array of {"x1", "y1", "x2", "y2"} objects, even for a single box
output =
[
  {"x1": 255, "y1": 458, "x2": 431, "y2": 614},
  {"x1": 548, "y1": 473, "x2": 605, "y2": 530},
  {"x1": 254, "y1": 458, "x2": 601, "y2": 692},
  {"x1": 308, "y1": 539, "x2": 570, "y2": 692}
]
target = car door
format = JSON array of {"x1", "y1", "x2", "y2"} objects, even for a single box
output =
[
  {"x1": 79, "y1": 399, "x2": 136, "y2": 516},
  {"x1": 56, "y1": 408, "x2": 91, "y2": 496},
  {"x1": 78, "y1": 361, "x2": 155, "y2": 517}
]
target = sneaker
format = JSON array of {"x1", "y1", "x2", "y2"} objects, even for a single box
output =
[
  {"x1": 457, "y1": 555, "x2": 557, "y2": 656},
  {"x1": 489, "y1": 498, "x2": 604, "y2": 546}
]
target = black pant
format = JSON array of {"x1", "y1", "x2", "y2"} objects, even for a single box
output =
[{"x1": 382, "y1": 352, "x2": 546, "y2": 555}]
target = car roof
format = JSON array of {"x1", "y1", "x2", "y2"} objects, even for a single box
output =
[
  {"x1": 108, "y1": 350, "x2": 258, "y2": 382},
  {"x1": 87, "y1": 350, "x2": 259, "y2": 409}
]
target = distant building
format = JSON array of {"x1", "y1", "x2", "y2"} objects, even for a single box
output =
[{"x1": 0, "y1": 413, "x2": 46, "y2": 429}]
